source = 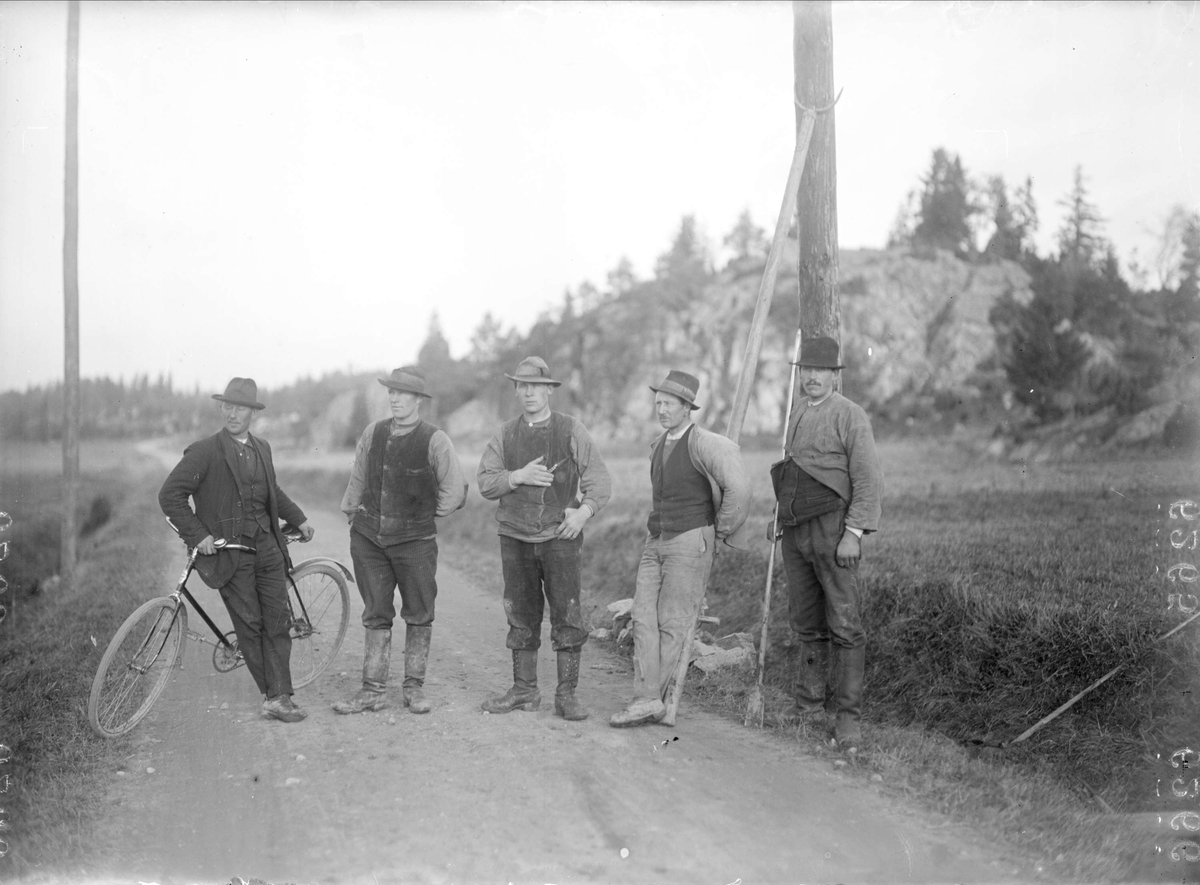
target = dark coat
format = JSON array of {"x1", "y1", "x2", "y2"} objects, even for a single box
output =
[{"x1": 158, "y1": 430, "x2": 306, "y2": 590}]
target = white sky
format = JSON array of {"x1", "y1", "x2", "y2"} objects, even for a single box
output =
[{"x1": 1, "y1": 0, "x2": 1197, "y2": 395}]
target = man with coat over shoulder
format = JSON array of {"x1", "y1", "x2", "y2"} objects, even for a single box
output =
[{"x1": 159, "y1": 377, "x2": 315, "y2": 723}]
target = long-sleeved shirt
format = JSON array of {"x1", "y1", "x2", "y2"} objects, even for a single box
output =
[
  {"x1": 477, "y1": 412, "x2": 612, "y2": 543},
  {"x1": 341, "y1": 419, "x2": 467, "y2": 525},
  {"x1": 783, "y1": 392, "x2": 882, "y2": 534}
]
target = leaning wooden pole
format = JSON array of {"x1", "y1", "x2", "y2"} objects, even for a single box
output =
[{"x1": 62, "y1": 0, "x2": 81, "y2": 590}]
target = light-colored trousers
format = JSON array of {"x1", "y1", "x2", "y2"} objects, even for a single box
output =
[{"x1": 630, "y1": 525, "x2": 716, "y2": 701}]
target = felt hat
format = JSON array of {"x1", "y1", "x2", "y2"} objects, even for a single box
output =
[
  {"x1": 377, "y1": 366, "x2": 432, "y2": 398},
  {"x1": 504, "y1": 356, "x2": 561, "y2": 387},
  {"x1": 791, "y1": 336, "x2": 844, "y2": 369},
  {"x1": 649, "y1": 370, "x2": 701, "y2": 411},
  {"x1": 212, "y1": 377, "x2": 265, "y2": 410}
]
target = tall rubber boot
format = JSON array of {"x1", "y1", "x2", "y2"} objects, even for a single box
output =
[
  {"x1": 832, "y1": 645, "x2": 865, "y2": 752},
  {"x1": 480, "y1": 649, "x2": 541, "y2": 713},
  {"x1": 554, "y1": 649, "x2": 589, "y2": 721},
  {"x1": 403, "y1": 624, "x2": 432, "y2": 714},
  {"x1": 332, "y1": 627, "x2": 391, "y2": 714}
]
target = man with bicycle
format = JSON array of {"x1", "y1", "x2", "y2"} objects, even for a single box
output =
[
  {"x1": 335, "y1": 366, "x2": 467, "y2": 716},
  {"x1": 159, "y1": 377, "x2": 316, "y2": 724}
]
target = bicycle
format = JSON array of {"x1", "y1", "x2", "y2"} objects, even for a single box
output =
[{"x1": 87, "y1": 522, "x2": 352, "y2": 738}]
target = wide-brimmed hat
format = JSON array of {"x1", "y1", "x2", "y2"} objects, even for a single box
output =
[
  {"x1": 212, "y1": 377, "x2": 265, "y2": 410},
  {"x1": 649, "y1": 370, "x2": 701, "y2": 411},
  {"x1": 504, "y1": 356, "x2": 561, "y2": 387},
  {"x1": 791, "y1": 336, "x2": 844, "y2": 369},
  {"x1": 378, "y1": 366, "x2": 432, "y2": 398}
]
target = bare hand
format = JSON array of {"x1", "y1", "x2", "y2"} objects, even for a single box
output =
[
  {"x1": 197, "y1": 534, "x2": 217, "y2": 556},
  {"x1": 766, "y1": 519, "x2": 782, "y2": 543},
  {"x1": 298, "y1": 521, "x2": 315, "y2": 542},
  {"x1": 835, "y1": 532, "x2": 861, "y2": 569},
  {"x1": 556, "y1": 506, "x2": 591, "y2": 540},
  {"x1": 512, "y1": 456, "x2": 553, "y2": 488}
]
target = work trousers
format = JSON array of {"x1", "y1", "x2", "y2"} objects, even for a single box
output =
[
  {"x1": 630, "y1": 525, "x2": 715, "y2": 701},
  {"x1": 218, "y1": 528, "x2": 293, "y2": 698},
  {"x1": 349, "y1": 531, "x2": 438, "y2": 629},
  {"x1": 779, "y1": 507, "x2": 866, "y2": 649},
  {"x1": 499, "y1": 535, "x2": 587, "y2": 652}
]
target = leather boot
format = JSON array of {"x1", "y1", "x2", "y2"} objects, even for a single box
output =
[
  {"x1": 554, "y1": 649, "x2": 589, "y2": 721},
  {"x1": 332, "y1": 628, "x2": 390, "y2": 714},
  {"x1": 403, "y1": 624, "x2": 432, "y2": 714},
  {"x1": 480, "y1": 649, "x2": 541, "y2": 713},
  {"x1": 832, "y1": 645, "x2": 866, "y2": 752}
]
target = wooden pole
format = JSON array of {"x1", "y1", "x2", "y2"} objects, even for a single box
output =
[
  {"x1": 722, "y1": 112, "x2": 815, "y2": 446},
  {"x1": 793, "y1": 0, "x2": 840, "y2": 343},
  {"x1": 62, "y1": 0, "x2": 81, "y2": 590}
]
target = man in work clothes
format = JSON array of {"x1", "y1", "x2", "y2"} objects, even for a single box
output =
[
  {"x1": 771, "y1": 336, "x2": 882, "y2": 752},
  {"x1": 334, "y1": 366, "x2": 467, "y2": 715},
  {"x1": 477, "y1": 356, "x2": 612, "y2": 720},
  {"x1": 610, "y1": 371, "x2": 752, "y2": 727},
  {"x1": 159, "y1": 377, "x2": 316, "y2": 723}
]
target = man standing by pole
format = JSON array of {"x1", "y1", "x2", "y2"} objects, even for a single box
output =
[
  {"x1": 610, "y1": 371, "x2": 751, "y2": 727},
  {"x1": 159, "y1": 378, "x2": 316, "y2": 723},
  {"x1": 771, "y1": 337, "x2": 881, "y2": 753},
  {"x1": 334, "y1": 366, "x2": 467, "y2": 715},
  {"x1": 477, "y1": 356, "x2": 611, "y2": 721}
]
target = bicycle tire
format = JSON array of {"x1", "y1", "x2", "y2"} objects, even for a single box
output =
[
  {"x1": 288, "y1": 563, "x2": 350, "y2": 688},
  {"x1": 88, "y1": 597, "x2": 184, "y2": 738}
]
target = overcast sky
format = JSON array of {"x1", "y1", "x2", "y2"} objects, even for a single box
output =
[{"x1": 1, "y1": 0, "x2": 1197, "y2": 395}]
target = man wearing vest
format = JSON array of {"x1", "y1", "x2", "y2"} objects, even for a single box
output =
[
  {"x1": 477, "y1": 356, "x2": 612, "y2": 720},
  {"x1": 334, "y1": 366, "x2": 467, "y2": 715},
  {"x1": 609, "y1": 371, "x2": 752, "y2": 727},
  {"x1": 159, "y1": 377, "x2": 316, "y2": 724},
  {"x1": 771, "y1": 337, "x2": 882, "y2": 753}
]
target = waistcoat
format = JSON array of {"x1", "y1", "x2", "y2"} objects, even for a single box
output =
[
  {"x1": 647, "y1": 426, "x2": 714, "y2": 536},
  {"x1": 353, "y1": 420, "x2": 438, "y2": 545},
  {"x1": 497, "y1": 412, "x2": 580, "y2": 536}
]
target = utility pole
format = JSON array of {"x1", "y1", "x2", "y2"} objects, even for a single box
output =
[
  {"x1": 62, "y1": 0, "x2": 81, "y2": 589},
  {"x1": 793, "y1": 0, "x2": 840, "y2": 342}
]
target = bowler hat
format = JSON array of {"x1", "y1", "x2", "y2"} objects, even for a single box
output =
[
  {"x1": 378, "y1": 366, "x2": 432, "y2": 398},
  {"x1": 791, "y1": 336, "x2": 844, "y2": 369},
  {"x1": 649, "y1": 370, "x2": 701, "y2": 411},
  {"x1": 212, "y1": 377, "x2": 265, "y2": 410},
  {"x1": 504, "y1": 356, "x2": 561, "y2": 387}
]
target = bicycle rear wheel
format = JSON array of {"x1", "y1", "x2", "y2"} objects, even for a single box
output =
[
  {"x1": 288, "y1": 563, "x2": 350, "y2": 688},
  {"x1": 88, "y1": 597, "x2": 184, "y2": 737}
]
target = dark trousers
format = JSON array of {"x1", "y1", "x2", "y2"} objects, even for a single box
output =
[
  {"x1": 499, "y1": 535, "x2": 587, "y2": 652},
  {"x1": 779, "y1": 507, "x2": 866, "y2": 649},
  {"x1": 219, "y1": 529, "x2": 293, "y2": 697},
  {"x1": 349, "y1": 530, "x2": 438, "y2": 629}
]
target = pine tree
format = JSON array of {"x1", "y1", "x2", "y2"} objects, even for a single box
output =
[
  {"x1": 1055, "y1": 166, "x2": 1106, "y2": 268},
  {"x1": 912, "y1": 148, "x2": 976, "y2": 257}
]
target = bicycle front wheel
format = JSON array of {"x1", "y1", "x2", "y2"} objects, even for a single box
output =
[
  {"x1": 88, "y1": 597, "x2": 184, "y2": 738},
  {"x1": 288, "y1": 563, "x2": 350, "y2": 688}
]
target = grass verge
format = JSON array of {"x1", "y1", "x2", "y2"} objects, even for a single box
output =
[{"x1": 0, "y1": 460, "x2": 171, "y2": 879}]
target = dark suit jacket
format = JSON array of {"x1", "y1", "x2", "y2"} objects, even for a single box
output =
[{"x1": 159, "y1": 430, "x2": 307, "y2": 590}]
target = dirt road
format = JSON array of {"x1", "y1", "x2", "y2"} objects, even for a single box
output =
[{"x1": 87, "y1": 496, "x2": 1042, "y2": 885}]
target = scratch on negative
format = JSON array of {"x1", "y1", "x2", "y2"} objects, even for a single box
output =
[
  {"x1": 1110, "y1": 488, "x2": 1129, "y2": 500},
  {"x1": 897, "y1": 831, "x2": 913, "y2": 876}
]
